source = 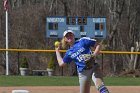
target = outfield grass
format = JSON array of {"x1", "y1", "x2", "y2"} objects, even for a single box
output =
[
  {"x1": 105, "y1": 77, "x2": 140, "y2": 86},
  {"x1": 0, "y1": 76, "x2": 140, "y2": 86},
  {"x1": 0, "y1": 76, "x2": 79, "y2": 86}
]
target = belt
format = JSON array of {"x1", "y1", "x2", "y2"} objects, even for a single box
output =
[
  {"x1": 84, "y1": 63, "x2": 98, "y2": 70},
  {"x1": 84, "y1": 66, "x2": 93, "y2": 70}
]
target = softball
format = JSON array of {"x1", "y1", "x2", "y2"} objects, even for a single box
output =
[{"x1": 54, "y1": 41, "x2": 60, "y2": 48}]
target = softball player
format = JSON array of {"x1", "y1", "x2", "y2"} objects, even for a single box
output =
[{"x1": 55, "y1": 30, "x2": 109, "y2": 93}]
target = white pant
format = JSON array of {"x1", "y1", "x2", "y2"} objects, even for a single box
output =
[{"x1": 78, "y1": 63, "x2": 103, "y2": 93}]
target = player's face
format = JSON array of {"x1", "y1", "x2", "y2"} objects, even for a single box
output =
[{"x1": 64, "y1": 32, "x2": 75, "y2": 44}]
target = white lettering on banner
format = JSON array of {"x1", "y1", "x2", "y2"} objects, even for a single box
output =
[
  {"x1": 68, "y1": 27, "x2": 79, "y2": 30},
  {"x1": 95, "y1": 32, "x2": 97, "y2": 35},
  {"x1": 93, "y1": 18, "x2": 105, "y2": 22},
  {"x1": 80, "y1": 32, "x2": 87, "y2": 35},
  {"x1": 50, "y1": 31, "x2": 58, "y2": 35},
  {"x1": 101, "y1": 32, "x2": 103, "y2": 35},
  {"x1": 47, "y1": 18, "x2": 65, "y2": 22}
]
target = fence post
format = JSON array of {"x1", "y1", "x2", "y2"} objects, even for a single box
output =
[{"x1": 101, "y1": 54, "x2": 103, "y2": 72}]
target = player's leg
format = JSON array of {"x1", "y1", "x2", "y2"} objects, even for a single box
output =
[
  {"x1": 92, "y1": 77, "x2": 109, "y2": 93},
  {"x1": 78, "y1": 69, "x2": 93, "y2": 93},
  {"x1": 92, "y1": 63, "x2": 109, "y2": 93}
]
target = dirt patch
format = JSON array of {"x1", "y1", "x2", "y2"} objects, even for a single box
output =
[{"x1": 0, "y1": 86, "x2": 140, "y2": 93}]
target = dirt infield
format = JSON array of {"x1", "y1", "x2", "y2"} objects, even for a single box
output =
[{"x1": 0, "y1": 86, "x2": 140, "y2": 93}]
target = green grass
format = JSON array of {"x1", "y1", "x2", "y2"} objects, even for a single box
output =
[
  {"x1": 104, "y1": 77, "x2": 140, "y2": 86},
  {"x1": 0, "y1": 76, "x2": 140, "y2": 86},
  {"x1": 0, "y1": 76, "x2": 79, "y2": 86}
]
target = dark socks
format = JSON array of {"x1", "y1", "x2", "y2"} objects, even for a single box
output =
[{"x1": 98, "y1": 85, "x2": 109, "y2": 93}]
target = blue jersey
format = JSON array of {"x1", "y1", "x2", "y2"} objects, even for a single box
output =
[{"x1": 63, "y1": 37, "x2": 96, "y2": 72}]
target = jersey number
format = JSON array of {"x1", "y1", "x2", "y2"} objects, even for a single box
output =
[{"x1": 76, "y1": 55, "x2": 84, "y2": 62}]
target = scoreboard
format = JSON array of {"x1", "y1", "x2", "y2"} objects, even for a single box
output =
[{"x1": 46, "y1": 16, "x2": 107, "y2": 38}]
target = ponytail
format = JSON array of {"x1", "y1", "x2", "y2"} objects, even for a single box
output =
[{"x1": 61, "y1": 38, "x2": 69, "y2": 49}]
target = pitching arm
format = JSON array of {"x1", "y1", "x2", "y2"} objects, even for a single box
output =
[{"x1": 55, "y1": 48, "x2": 66, "y2": 67}]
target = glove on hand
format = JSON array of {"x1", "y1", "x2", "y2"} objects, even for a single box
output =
[
  {"x1": 81, "y1": 54, "x2": 95, "y2": 68},
  {"x1": 81, "y1": 54, "x2": 95, "y2": 62}
]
